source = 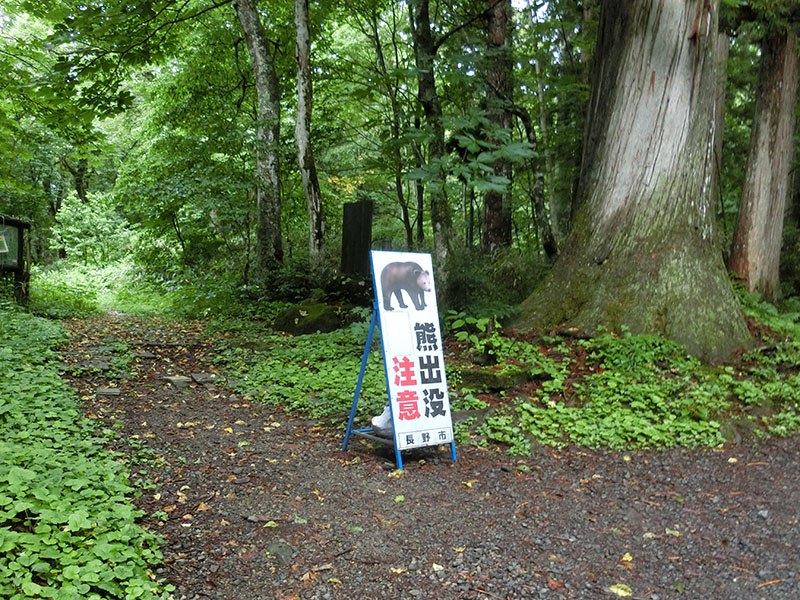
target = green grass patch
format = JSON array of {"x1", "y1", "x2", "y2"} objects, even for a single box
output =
[
  {"x1": 0, "y1": 300, "x2": 171, "y2": 600},
  {"x1": 211, "y1": 316, "x2": 387, "y2": 422}
]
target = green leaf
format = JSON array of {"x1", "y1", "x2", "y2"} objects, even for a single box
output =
[{"x1": 67, "y1": 510, "x2": 93, "y2": 531}]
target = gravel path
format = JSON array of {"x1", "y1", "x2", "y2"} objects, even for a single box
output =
[{"x1": 63, "y1": 315, "x2": 800, "y2": 600}]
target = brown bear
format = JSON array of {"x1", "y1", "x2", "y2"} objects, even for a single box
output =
[{"x1": 380, "y1": 261, "x2": 431, "y2": 311}]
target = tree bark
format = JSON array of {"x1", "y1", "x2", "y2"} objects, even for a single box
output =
[
  {"x1": 713, "y1": 32, "x2": 730, "y2": 257},
  {"x1": 361, "y1": 8, "x2": 414, "y2": 249},
  {"x1": 233, "y1": 0, "x2": 283, "y2": 281},
  {"x1": 514, "y1": 0, "x2": 751, "y2": 361},
  {"x1": 729, "y1": 29, "x2": 799, "y2": 303},
  {"x1": 409, "y1": 0, "x2": 452, "y2": 267},
  {"x1": 482, "y1": 0, "x2": 513, "y2": 253},
  {"x1": 294, "y1": 0, "x2": 325, "y2": 265},
  {"x1": 60, "y1": 157, "x2": 90, "y2": 203}
]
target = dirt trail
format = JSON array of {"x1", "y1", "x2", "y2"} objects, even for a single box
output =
[{"x1": 62, "y1": 314, "x2": 800, "y2": 600}]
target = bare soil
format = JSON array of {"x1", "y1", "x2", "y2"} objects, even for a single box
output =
[{"x1": 62, "y1": 314, "x2": 799, "y2": 600}]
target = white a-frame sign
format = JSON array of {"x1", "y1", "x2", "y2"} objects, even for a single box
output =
[{"x1": 342, "y1": 250, "x2": 456, "y2": 470}]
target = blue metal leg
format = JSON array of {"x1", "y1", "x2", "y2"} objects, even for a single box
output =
[{"x1": 342, "y1": 308, "x2": 378, "y2": 451}]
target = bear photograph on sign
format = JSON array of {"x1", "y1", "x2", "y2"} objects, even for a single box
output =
[{"x1": 379, "y1": 261, "x2": 431, "y2": 311}]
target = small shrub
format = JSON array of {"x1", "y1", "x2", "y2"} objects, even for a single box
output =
[
  {"x1": 443, "y1": 247, "x2": 548, "y2": 318},
  {"x1": 28, "y1": 265, "x2": 102, "y2": 319}
]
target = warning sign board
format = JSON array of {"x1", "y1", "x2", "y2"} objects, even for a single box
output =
[{"x1": 371, "y1": 250, "x2": 453, "y2": 450}]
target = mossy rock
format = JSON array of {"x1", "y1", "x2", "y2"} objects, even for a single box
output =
[
  {"x1": 459, "y1": 365, "x2": 531, "y2": 391},
  {"x1": 719, "y1": 417, "x2": 757, "y2": 444},
  {"x1": 273, "y1": 302, "x2": 343, "y2": 334}
]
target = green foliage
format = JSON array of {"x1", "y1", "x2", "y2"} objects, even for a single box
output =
[
  {"x1": 52, "y1": 192, "x2": 135, "y2": 265},
  {"x1": 0, "y1": 303, "x2": 171, "y2": 600},
  {"x1": 780, "y1": 224, "x2": 800, "y2": 298},
  {"x1": 444, "y1": 248, "x2": 548, "y2": 318},
  {"x1": 213, "y1": 316, "x2": 386, "y2": 421},
  {"x1": 28, "y1": 265, "x2": 103, "y2": 319},
  {"x1": 458, "y1": 313, "x2": 800, "y2": 454}
]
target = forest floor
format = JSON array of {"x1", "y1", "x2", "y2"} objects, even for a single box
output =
[{"x1": 60, "y1": 313, "x2": 799, "y2": 600}]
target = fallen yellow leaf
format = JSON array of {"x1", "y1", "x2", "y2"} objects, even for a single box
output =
[
  {"x1": 223, "y1": 427, "x2": 234, "y2": 434},
  {"x1": 621, "y1": 552, "x2": 633, "y2": 562},
  {"x1": 390, "y1": 567, "x2": 407, "y2": 574},
  {"x1": 462, "y1": 479, "x2": 479, "y2": 488},
  {"x1": 609, "y1": 583, "x2": 633, "y2": 597}
]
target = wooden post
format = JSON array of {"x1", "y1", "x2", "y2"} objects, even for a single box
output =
[
  {"x1": 341, "y1": 200, "x2": 373, "y2": 276},
  {"x1": 0, "y1": 217, "x2": 31, "y2": 306}
]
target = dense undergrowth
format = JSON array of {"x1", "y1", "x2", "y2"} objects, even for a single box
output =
[
  {"x1": 209, "y1": 288, "x2": 800, "y2": 456},
  {"x1": 0, "y1": 300, "x2": 171, "y2": 600},
  {"x1": 22, "y1": 258, "x2": 800, "y2": 457}
]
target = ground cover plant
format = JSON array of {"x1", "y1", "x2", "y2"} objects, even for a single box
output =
[
  {"x1": 445, "y1": 289, "x2": 800, "y2": 455},
  {"x1": 0, "y1": 300, "x2": 171, "y2": 600},
  {"x1": 209, "y1": 288, "x2": 800, "y2": 457},
  {"x1": 209, "y1": 316, "x2": 388, "y2": 423}
]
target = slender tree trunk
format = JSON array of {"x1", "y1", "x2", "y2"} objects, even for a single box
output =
[
  {"x1": 409, "y1": 0, "x2": 452, "y2": 267},
  {"x1": 363, "y1": 10, "x2": 413, "y2": 249},
  {"x1": 294, "y1": 0, "x2": 325, "y2": 265},
  {"x1": 729, "y1": 29, "x2": 799, "y2": 303},
  {"x1": 515, "y1": 0, "x2": 751, "y2": 361},
  {"x1": 412, "y1": 121, "x2": 425, "y2": 246},
  {"x1": 233, "y1": 0, "x2": 283, "y2": 281},
  {"x1": 508, "y1": 103, "x2": 557, "y2": 259},
  {"x1": 482, "y1": 0, "x2": 513, "y2": 253},
  {"x1": 713, "y1": 32, "x2": 730, "y2": 257},
  {"x1": 528, "y1": 4, "x2": 562, "y2": 246}
]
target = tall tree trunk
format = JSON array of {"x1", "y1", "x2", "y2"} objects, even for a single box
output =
[
  {"x1": 362, "y1": 9, "x2": 413, "y2": 249},
  {"x1": 528, "y1": 7, "x2": 562, "y2": 247},
  {"x1": 507, "y1": 103, "x2": 557, "y2": 259},
  {"x1": 409, "y1": 0, "x2": 452, "y2": 267},
  {"x1": 729, "y1": 29, "x2": 799, "y2": 304},
  {"x1": 294, "y1": 0, "x2": 325, "y2": 265},
  {"x1": 713, "y1": 32, "x2": 730, "y2": 258},
  {"x1": 514, "y1": 0, "x2": 751, "y2": 361},
  {"x1": 482, "y1": 0, "x2": 513, "y2": 253},
  {"x1": 412, "y1": 119, "x2": 426, "y2": 246},
  {"x1": 233, "y1": 0, "x2": 283, "y2": 281}
]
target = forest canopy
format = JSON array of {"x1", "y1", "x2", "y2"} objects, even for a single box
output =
[{"x1": 2, "y1": 0, "x2": 800, "y2": 359}]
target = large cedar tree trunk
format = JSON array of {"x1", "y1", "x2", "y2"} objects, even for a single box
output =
[
  {"x1": 409, "y1": 0, "x2": 453, "y2": 267},
  {"x1": 233, "y1": 0, "x2": 283, "y2": 281},
  {"x1": 294, "y1": 0, "x2": 325, "y2": 264},
  {"x1": 482, "y1": 0, "x2": 513, "y2": 253},
  {"x1": 514, "y1": 0, "x2": 751, "y2": 361},
  {"x1": 729, "y1": 29, "x2": 799, "y2": 303}
]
